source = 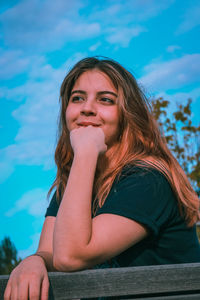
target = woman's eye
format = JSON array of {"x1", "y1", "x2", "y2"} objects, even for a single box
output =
[
  {"x1": 71, "y1": 96, "x2": 84, "y2": 102},
  {"x1": 100, "y1": 98, "x2": 115, "y2": 104}
]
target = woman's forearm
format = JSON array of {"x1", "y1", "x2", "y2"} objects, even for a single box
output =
[{"x1": 53, "y1": 150, "x2": 98, "y2": 270}]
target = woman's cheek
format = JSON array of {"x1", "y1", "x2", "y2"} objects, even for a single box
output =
[{"x1": 65, "y1": 110, "x2": 73, "y2": 131}]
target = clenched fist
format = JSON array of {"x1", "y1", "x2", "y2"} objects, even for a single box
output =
[{"x1": 70, "y1": 125, "x2": 107, "y2": 156}]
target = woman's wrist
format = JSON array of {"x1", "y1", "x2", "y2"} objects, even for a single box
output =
[
  {"x1": 27, "y1": 252, "x2": 47, "y2": 266},
  {"x1": 29, "y1": 251, "x2": 56, "y2": 271},
  {"x1": 73, "y1": 146, "x2": 99, "y2": 160}
]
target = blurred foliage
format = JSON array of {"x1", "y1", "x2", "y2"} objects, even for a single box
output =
[
  {"x1": 0, "y1": 237, "x2": 22, "y2": 275},
  {"x1": 151, "y1": 97, "x2": 200, "y2": 197}
]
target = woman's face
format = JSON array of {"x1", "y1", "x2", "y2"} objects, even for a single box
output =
[{"x1": 66, "y1": 70, "x2": 120, "y2": 147}]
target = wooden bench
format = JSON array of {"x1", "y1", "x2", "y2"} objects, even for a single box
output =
[{"x1": 1, "y1": 263, "x2": 200, "y2": 299}]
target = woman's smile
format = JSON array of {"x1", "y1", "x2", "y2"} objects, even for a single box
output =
[{"x1": 77, "y1": 121, "x2": 101, "y2": 127}]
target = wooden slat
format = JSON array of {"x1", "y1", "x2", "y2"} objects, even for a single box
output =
[
  {"x1": 124, "y1": 295, "x2": 200, "y2": 300},
  {"x1": 1, "y1": 263, "x2": 200, "y2": 299},
  {"x1": 48, "y1": 263, "x2": 200, "y2": 299}
]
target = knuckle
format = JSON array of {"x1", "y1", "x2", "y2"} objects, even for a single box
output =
[
  {"x1": 30, "y1": 291, "x2": 40, "y2": 299},
  {"x1": 18, "y1": 273, "x2": 25, "y2": 281},
  {"x1": 30, "y1": 273, "x2": 38, "y2": 281}
]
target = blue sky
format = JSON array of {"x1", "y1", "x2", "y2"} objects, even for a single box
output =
[{"x1": 1, "y1": 0, "x2": 200, "y2": 259}]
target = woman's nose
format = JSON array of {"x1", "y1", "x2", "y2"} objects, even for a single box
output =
[{"x1": 80, "y1": 99, "x2": 97, "y2": 115}]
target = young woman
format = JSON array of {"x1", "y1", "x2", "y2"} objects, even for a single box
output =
[{"x1": 4, "y1": 57, "x2": 200, "y2": 300}]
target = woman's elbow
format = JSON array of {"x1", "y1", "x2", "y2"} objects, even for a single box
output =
[{"x1": 53, "y1": 254, "x2": 85, "y2": 272}]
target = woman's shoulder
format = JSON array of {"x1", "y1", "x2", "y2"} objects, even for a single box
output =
[
  {"x1": 113, "y1": 163, "x2": 178, "y2": 206},
  {"x1": 118, "y1": 163, "x2": 169, "y2": 186}
]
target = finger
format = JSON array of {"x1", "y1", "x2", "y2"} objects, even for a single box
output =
[
  {"x1": 17, "y1": 280, "x2": 29, "y2": 300},
  {"x1": 28, "y1": 278, "x2": 41, "y2": 300},
  {"x1": 40, "y1": 276, "x2": 49, "y2": 300},
  {"x1": 10, "y1": 285, "x2": 18, "y2": 300},
  {"x1": 4, "y1": 281, "x2": 11, "y2": 300}
]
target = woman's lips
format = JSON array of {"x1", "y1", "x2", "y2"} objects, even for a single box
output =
[{"x1": 77, "y1": 122, "x2": 101, "y2": 127}]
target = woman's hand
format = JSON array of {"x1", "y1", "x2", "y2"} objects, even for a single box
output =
[
  {"x1": 70, "y1": 125, "x2": 107, "y2": 156},
  {"x1": 4, "y1": 255, "x2": 49, "y2": 300}
]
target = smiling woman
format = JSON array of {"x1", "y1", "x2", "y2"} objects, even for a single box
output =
[{"x1": 4, "y1": 57, "x2": 200, "y2": 300}]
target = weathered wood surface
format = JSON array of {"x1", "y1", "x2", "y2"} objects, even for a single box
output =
[{"x1": 1, "y1": 263, "x2": 200, "y2": 299}]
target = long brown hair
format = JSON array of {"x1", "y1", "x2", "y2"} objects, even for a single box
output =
[{"x1": 49, "y1": 56, "x2": 199, "y2": 226}]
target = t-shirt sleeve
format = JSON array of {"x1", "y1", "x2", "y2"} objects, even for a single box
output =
[
  {"x1": 45, "y1": 191, "x2": 59, "y2": 217},
  {"x1": 95, "y1": 167, "x2": 178, "y2": 237}
]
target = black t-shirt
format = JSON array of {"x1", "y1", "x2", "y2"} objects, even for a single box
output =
[{"x1": 45, "y1": 166, "x2": 200, "y2": 267}]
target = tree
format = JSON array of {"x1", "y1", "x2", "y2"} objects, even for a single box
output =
[
  {"x1": 151, "y1": 97, "x2": 200, "y2": 196},
  {"x1": 0, "y1": 237, "x2": 22, "y2": 275}
]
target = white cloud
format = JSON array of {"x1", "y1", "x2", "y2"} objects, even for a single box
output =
[
  {"x1": 90, "y1": 0, "x2": 175, "y2": 23},
  {"x1": 0, "y1": 158, "x2": 14, "y2": 183},
  {"x1": 0, "y1": 0, "x2": 100, "y2": 52},
  {"x1": 5, "y1": 188, "x2": 48, "y2": 217},
  {"x1": 157, "y1": 87, "x2": 200, "y2": 103},
  {"x1": 0, "y1": 55, "x2": 62, "y2": 97},
  {"x1": 126, "y1": 0, "x2": 175, "y2": 21},
  {"x1": 1, "y1": 60, "x2": 60, "y2": 168},
  {"x1": 166, "y1": 45, "x2": 181, "y2": 53},
  {"x1": 176, "y1": 3, "x2": 200, "y2": 34},
  {"x1": 54, "y1": 19, "x2": 100, "y2": 41},
  {"x1": 0, "y1": 49, "x2": 30, "y2": 80},
  {"x1": 5, "y1": 140, "x2": 55, "y2": 169},
  {"x1": 139, "y1": 54, "x2": 200, "y2": 92},
  {"x1": 89, "y1": 41, "x2": 101, "y2": 52},
  {"x1": 0, "y1": 0, "x2": 176, "y2": 56},
  {"x1": 106, "y1": 26, "x2": 147, "y2": 47},
  {"x1": 87, "y1": 0, "x2": 174, "y2": 47}
]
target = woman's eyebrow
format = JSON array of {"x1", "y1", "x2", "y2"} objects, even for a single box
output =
[
  {"x1": 97, "y1": 91, "x2": 118, "y2": 97},
  {"x1": 71, "y1": 90, "x2": 86, "y2": 95},
  {"x1": 70, "y1": 90, "x2": 118, "y2": 97}
]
